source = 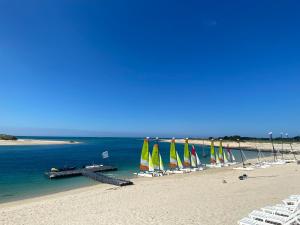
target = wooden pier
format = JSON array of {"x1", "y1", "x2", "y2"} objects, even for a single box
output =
[{"x1": 45, "y1": 165, "x2": 133, "y2": 187}]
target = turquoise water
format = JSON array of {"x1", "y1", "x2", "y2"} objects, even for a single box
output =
[{"x1": 0, "y1": 137, "x2": 260, "y2": 203}]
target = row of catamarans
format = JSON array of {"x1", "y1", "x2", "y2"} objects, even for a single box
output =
[{"x1": 134, "y1": 137, "x2": 237, "y2": 177}]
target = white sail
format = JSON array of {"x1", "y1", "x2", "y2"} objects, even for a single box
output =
[
  {"x1": 159, "y1": 154, "x2": 164, "y2": 171},
  {"x1": 191, "y1": 151, "x2": 197, "y2": 167},
  {"x1": 196, "y1": 152, "x2": 201, "y2": 167},
  {"x1": 231, "y1": 151, "x2": 236, "y2": 161},
  {"x1": 149, "y1": 152, "x2": 154, "y2": 172}
]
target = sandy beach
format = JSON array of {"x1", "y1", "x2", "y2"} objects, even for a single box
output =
[
  {"x1": 162, "y1": 139, "x2": 300, "y2": 154},
  {"x1": 0, "y1": 139, "x2": 79, "y2": 146},
  {"x1": 1, "y1": 162, "x2": 300, "y2": 225}
]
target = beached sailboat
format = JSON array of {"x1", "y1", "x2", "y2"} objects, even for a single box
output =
[
  {"x1": 233, "y1": 139, "x2": 254, "y2": 171},
  {"x1": 191, "y1": 144, "x2": 204, "y2": 171},
  {"x1": 167, "y1": 138, "x2": 185, "y2": 174},
  {"x1": 225, "y1": 145, "x2": 237, "y2": 166},
  {"x1": 206, "y1": 139, "x2": 222, "y2": 168},
  {"x1": 152, "y1": 141, "x2": 165, "y2": 175},
  {"x1": 135, "y1": 137, "x2": 159, "y2": 177}
]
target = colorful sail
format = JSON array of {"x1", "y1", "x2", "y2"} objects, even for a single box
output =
[
  {"x1": 223, "y1": 144, "x2": 229, "y2": 164},
  {"x1": 169, "y1": 138, "x2": 178, "y2": 169},
  {"x1": 196, "y1": 152, "x2": 201, "y2": 167},
  {"x1": 159, "y1": 154, "x2": 164, "y2": 171},
  {"x1": 152, "y1": 144, "x2": 160, "y2": 170},
  {"x1": 218, "y1": 140, "x2": 224, "y2": 163},
  {"x1": 176, "y1": 151, "x2": 183, "y2": 169},
  {"x1": 183, "y1": 139, "x2": 191, "y2": 167},
  {"x1": 140, "y1": 138, "x2": 149, "y2": 171},
  {"x1": 191, "y1": 145, "x2": 197, "y2": 167},
  {"x1": 210, "y1": 140, "x2": 216, "y2": 164},
  {"x1": 227, "y1": 146, "x2": 235, "y2": 162},
  {"x1": 149, "y1": 152, "x2": 154, "y2": 172}
]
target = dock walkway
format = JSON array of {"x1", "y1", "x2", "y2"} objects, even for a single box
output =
[
  {"x1": 45, "y1": 165, "x2": 133, "y2": 187},
  {"x1": 82, "y1": 171, "x2": 133, "y2": 186}
]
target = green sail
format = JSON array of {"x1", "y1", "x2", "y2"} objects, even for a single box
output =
[
  {"x1": 183, "y1": 139, "x2": 191, "y2": 167},
  {"x1": 210, "y1": 140, "x2": 216, "y2": 164},
  {"x1": 149, "y1": 152, "x2": 154, "y2": 172},
  {"x1": 140, "y1": 138, "x2": 149, "y2": 171},
  {"x1": 218, "y1": 140, "x2": 224, "y2": 163},
  {"x1": 169, "y1": 139, "x2": 178, "y2": 168},
  {"x1": 152, "y1": 144, "x2": 160, "y2": 170},
  {"x1": 177, "y1": 151, "x2": 183, "y2": 169}
]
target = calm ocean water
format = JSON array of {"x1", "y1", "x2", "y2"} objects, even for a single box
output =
[{"x1": 0, "y1": 137, "x2": 261, "y2": 203}]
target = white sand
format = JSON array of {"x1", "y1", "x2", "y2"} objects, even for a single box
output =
[
  {"x1": 1, "y1": 163, "x2": 300, "y2": 225},
  {"x1": 0, "y1": 139, "x2": 79, "y2": 146},
  {"x1": 162, "y1": 139, "x2": 300, "y2": 153}
]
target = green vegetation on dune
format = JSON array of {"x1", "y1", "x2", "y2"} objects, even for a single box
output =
[{"x1": 0, "y1": 134, "x2": 18, "y2": 140}]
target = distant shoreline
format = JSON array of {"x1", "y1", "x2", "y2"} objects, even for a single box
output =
[
  {"x1": 161, "y1": 139, "x2": 300, "y2": 154},
  {"x1": 0, "y1": 139, "x2": 80, "y2": 146}
]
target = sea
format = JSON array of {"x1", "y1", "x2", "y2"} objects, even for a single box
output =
[{"x1": 0, "y1": 137, "x2": 263, "y2": 203}]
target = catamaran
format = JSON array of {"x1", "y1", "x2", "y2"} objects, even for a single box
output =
[
  {"x1": 135, "y1": 137, "x2": 159, "y2": 177},
  {"x1": 225, "y1": 144, "x2": 237, "y2": 166},
  {"x1": 206, "y1": 139, "x2": 222, "y2": 168},
  {"x1": 152, "y1": 139, "x2": 165, "y2": 175},
  {"x1": 167, "y1": 138, "x2": 185, "y2": 174},
  {"x1": 233, "y1": 139, "x2": 254, "y2": 171},
  {"x1": 191, "y1": 144, "x2": 204, "y2": 171}
]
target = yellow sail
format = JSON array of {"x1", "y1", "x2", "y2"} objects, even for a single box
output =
[
  {"x1": 169, "y1": 138, "x2": 178, "y2": 168},
  {"x1": 210, "y1": 140, "x2": 216, "y2": 164},
  {"x1": 152, "y1": 144, "x2": 160, "y2": 170},
  {"x1": 176, "y1": 151, "x2": 183, "y2": 169},
  {"x1": 140, "y1": 138, "x2": 149, "y2": 171},
  {"x1": 218, "y1": 140, "x2": 224, "y2": 163},
  {"x1": 183, "y1": 139, "x2": 191, "y2": 167}
]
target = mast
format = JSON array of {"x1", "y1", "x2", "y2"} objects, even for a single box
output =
[
  {"x1": 286, "y1": 133, "x2": 297, "y2": 161},
  {"x1": 280, "y1": 132, "x2": 284, "y2": 160},
  {"x1": 237, "y1": 139, "x2": 245, "y2": 167},
  {"x1": 156, "y1": 137, "x2": 160, "y2": 170},
  {"x1": 202, "y1": 139, "x2": 206, "y2": 157},
  {"x1": 269, "y1": 132, "x2": 277, "y2": 162}
]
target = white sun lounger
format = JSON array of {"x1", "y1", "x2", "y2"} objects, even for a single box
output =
[
  {"x1": 283, "y1": 198, "x2": 300, "y2": 207},
  {"x1": 238, "y1": 217, "x2": 265, "y2": 225},
  {"x1": 249, "y1": 210, "x2": 291, "y2": 224},
  {"x1": 274, "y1": 204, "x2": 299, "y2": 213},
  {"x1": 262, "y1": 205, "x2": 299, "y2": 219}
]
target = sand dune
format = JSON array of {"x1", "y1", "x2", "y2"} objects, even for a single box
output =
[{"x1": 1, "y1": 163, "x2": 300, "y2": 225}]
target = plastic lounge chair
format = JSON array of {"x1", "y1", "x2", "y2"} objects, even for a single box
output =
[
  {"x1": 249, "y1": 210, "x2": 290, "y2": 224},
  {"x1": 238, "y1": 217, "x2": 263, "y2": 225},
  {"x1": 262, "y1": 206, "x2": 299, "y2": 219}
]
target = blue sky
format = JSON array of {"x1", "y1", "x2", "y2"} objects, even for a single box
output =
[{"x1": 0, "y1": 1, "x2": 299, "y2": 137}]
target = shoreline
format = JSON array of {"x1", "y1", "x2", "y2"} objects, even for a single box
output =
[
  {"x1": 0, "y1": 139, "x2": 80, "y2": 146},
  {"x1": 161, "y1": 139, "x2": 300, "y2": 154},
  {"x1": 1, "y1": 162, "x2": 300, "y2": 225}
]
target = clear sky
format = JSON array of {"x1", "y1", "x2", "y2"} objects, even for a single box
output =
[{"x1": 0, "y1": 1, "x2": 299, "y2": 137}]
